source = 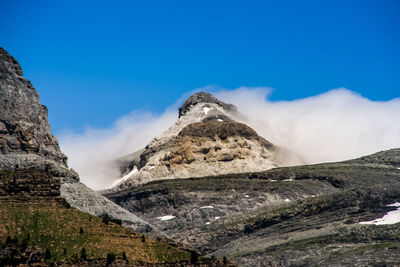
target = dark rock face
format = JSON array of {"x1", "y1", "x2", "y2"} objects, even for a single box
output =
[
  {"x1": 0, "y1": 47, "x2": 77, "y2": 181},
  {"x1": 179, "y1": 120, "x2": 274, "y2": 149},
  {"x1": 178, "y1": 92, "x2": 237, "y2": 117},
  {"x1": 0, "y1": 169, "x2": 60, "y2": 197}
]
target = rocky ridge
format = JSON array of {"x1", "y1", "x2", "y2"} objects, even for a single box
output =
[
  {"x1": 0, "y1": 47, "x2": 77, "y2": 181},
  {"x1": 0, "y1": 47, "x2": 156, "y2": 233},
  {"x1": 105, "y1": 148, "x2": 400, "y2": 266},
  {"x1": 109, "y1": 92, "x2": 302, "y2": 190}
]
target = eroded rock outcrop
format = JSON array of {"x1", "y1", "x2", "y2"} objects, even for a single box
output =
[
  {"x1": 0, "y1": 47, "x2": 78, "y2": 185},
  {"x1": 109, "y1": 92, "x2": 303, "y2": 190},
  {"x1": 0, "y1": 47, "x2": 157, "y2": 233}
]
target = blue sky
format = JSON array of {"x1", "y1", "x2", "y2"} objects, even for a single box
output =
[{"x1": 1, "y1": 0, "x2": 399, "y2": 133}]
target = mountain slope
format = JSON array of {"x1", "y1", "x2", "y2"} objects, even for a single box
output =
[
  {"x1": 109, "y1": 92, "x2": 303, "y2": 190},
  {"x1": 104, "y1": 148, "x2": 400, "y2": 266}
]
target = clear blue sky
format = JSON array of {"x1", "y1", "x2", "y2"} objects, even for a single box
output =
[{"x1": 1, "y1": 0, "x2": 399, "y2": 133}]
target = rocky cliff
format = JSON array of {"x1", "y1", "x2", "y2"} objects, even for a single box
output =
[
  {"x1": 0, "y1": 47, "x2": 78, "y2": 187},
  {"x1": 0, "y1": 47, "x2": 157, "y2": 233},
  {"x1": 109, "y1": 92, "x2": 303, "y2": 190}
]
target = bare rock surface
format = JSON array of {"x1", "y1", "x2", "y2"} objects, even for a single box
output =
[
  {"x1": 107, "y1": 92, "x2": 303, "y2": 191},
  {"x1": 105, "y1": 149, "x2": 400, "y2": 266},
  {"x1": 0, "y1": 47, "x2": 76, "y2": 180},
  {"x1": 0, "y1": 47, "x2": 159, "y2": 234}
]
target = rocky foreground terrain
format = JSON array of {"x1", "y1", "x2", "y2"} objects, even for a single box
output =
[{"x1": 105, "y1": 149, "x2": 400, "y2": 266}]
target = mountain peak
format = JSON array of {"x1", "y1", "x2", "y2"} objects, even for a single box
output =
[
  {"x1": 0, "y1": 47, "x2": 23, "y2": 77},
  {"x1": 107, "y1": 92, "x2": 303, "y2": 190},
  {"x1": 178, "y1": 92, "x2": 237, "y2": 117}
]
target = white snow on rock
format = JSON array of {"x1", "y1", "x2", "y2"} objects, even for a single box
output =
[
  {"x1": 215, "y1": 216, "x2": 221, "y2": 220},
  {"x1": 217, "y1": 119, "x2": 223, "y2": 122},
  {"x1": 202, "y1": 107, "x2": 213, "y2": 115},
  {"x1": 158, "y1": 215, "x2": 176, "y2": 221},
  {"x1": 109, "y1": 166, "x2": 138, "y2": 188},
  {"x1": 359, "y1": 202, "x2": 400, "y2": 225},
  {"x1": 200, "y1": 206, "x2": 214, "y2": 209},
  {"x1": 283, "y1": 178, "x2": 293, "y2": 182},
  {"x1": 206, "y1": 222, "x2": 211, "y2": 225},
  {"x1": 149, "y1": 166, "x2": 155, "y2": 170},
  {"x1": 284, "y1": 198, "x2": 290, "y2": 202},
  {"x1": 270, "y1": 179, "x2": 277, "y2": 182},
  {"x1": 245, "y1": 194, "x2": 250, "y2": 198}
]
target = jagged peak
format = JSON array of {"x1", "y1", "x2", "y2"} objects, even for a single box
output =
[
  {"x1": 178, "y1": 92, "x2": 237, "y2": 117},
  {"x1": 0, "y1": 47, "x2": 23, "y2": 77}
]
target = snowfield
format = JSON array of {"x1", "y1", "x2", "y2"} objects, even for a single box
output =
[
  {"x1": 359, "y1": 202, "x2": 400, "y2": 225},
  {"x1": 158, "y1": 215, "x2": 176, "y2": 221}
]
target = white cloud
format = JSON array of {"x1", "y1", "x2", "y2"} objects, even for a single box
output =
[
  {"x1": 59, "y1": 87, "x2": 400, "y2": 190},
  {"x1": 59, "y1": 110, "x2": 177, "y2": 190},
  {"x1": 215, "y1": 87, "x2": 400, "y2": 164}
]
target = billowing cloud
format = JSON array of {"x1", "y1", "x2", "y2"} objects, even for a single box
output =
[
  {"x1": 59, "y1": 111, "x2": 177, "y2": 190},
  {"x1": 59, "y1": 87, "x2": 400, "y2": 190}
]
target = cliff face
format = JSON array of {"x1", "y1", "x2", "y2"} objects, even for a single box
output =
[
  {"x1": 0, "y1": 47, "x2": 77, "y2": 181},
  {"x1": 0, "y1": 48, "x2": 161, "y2": 234}
]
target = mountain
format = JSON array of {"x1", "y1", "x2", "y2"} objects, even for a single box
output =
[
  {"x1": 0, "y1": 47, "x2": 223, "y2": 266},
  {"x1": 109, "y1": 92, "x2": 303, "y2": 190},
  {"x1": 0, "y1": 47, "x2": 78, "y2": 183},
  {"x1": 104, "y1": 148, "x2": 400, "y2": 266},
  {"x1": 0, "y1": 47, "x2": 155, "y2": 233}
]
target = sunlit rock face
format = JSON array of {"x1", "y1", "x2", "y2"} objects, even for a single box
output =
[
  {"x1": 110, "y1": 92, "x2": 303, "y2": 190},
  {"x1": 0, "y1": 47, "x2": 77, "y2": 180},
  {"x1": 0, "y1": 47, "x2": 157, "y2": 233}
]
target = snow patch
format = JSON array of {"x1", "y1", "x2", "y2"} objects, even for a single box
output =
[
  {"x1": 200, "y1": 206, "x2": 214, "y2": 209},
  {"x1": 359, "y1": 202, "x2": 400, "y2": 225},
  {"x1": 206, "y1": 222, "x2": 211, "y2": 225},
  {"x1": 283, "y1": 178, "x2": 293, "y2": 182},
  {"x1": 158, "y1": 215, "x2": 176, "y2": 221},
  {"x1": 202, "y1": 107, "x2": 213, "y2": 115},
  {"x1": 270, "y1": 179, "x2": 277, "y2": 182},
  {"x1": 217, "y1": 119, "x2": 223, "y2": 122},
  {"x1": 215, "y1": 216, "x2": 220, "y2": 220},
  {"x1": 149, "y1": 166, "x2": 155, "y2": 170},
  {"x1": 284, "y1": 198, "x2": 290, "y2": 202},
  {"x1": 108, "y1": 166, "x2": 138, "y2": 188},
  {"x1": 245, "y1": 194, "x2": 250, "y2": 198}
]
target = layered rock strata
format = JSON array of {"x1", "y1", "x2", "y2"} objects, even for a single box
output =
[
  {"x1": 110, "y1": 92, "x2": 302, "y2": 190},
  {"x1": 0, "y1": 47, "x2": 157, "y2": 233}
]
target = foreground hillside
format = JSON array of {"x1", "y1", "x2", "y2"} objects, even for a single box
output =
[
  {"x1": 105, "y1": 149, "x2": 400, "y2": 266},
  {"x1": 0, "y1": 169, "x2": 226, "y2": 266}
]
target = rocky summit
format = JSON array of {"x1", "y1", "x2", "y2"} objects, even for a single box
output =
[{"x1": 109, "y1": 92, "x2": 303, "y2": 190}]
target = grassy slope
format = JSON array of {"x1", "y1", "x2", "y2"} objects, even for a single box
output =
[{"x1": 0, "y1": 197, "x2": 195, "y2": 265}]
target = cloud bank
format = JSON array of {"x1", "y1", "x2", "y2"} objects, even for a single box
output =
[{"x1": 59, "y1": 87, "x2": 400, "y2": 190}]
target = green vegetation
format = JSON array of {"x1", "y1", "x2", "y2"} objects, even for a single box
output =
[{"x1": 0, "y1": 198, "x2": 196, "y2": 264}]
